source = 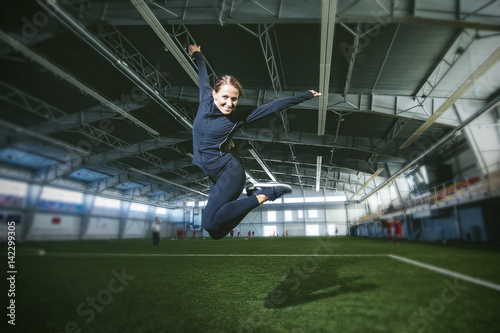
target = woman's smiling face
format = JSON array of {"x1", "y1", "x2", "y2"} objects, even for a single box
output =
[{"x1": 212, "y1": 84, "x2": 239, "y2": 115}]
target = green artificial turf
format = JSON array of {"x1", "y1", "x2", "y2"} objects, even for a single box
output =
[{"x1": 4, "y1": 236, "x2": 500, "y2": 332}]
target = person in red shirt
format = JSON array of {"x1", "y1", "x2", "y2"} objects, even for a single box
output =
[
  {"x1": 386, "y1": 220, "x2": 393, "y2": 241},
  {"x1": 395, "y1": 219, "x2": 403, "y2": 242},
  {"x1": 230, "y1": 230, "x2": 234, "y2": 238},
  {"x1": 248, "y1": 230, "x2": 251, "y2": 238}
]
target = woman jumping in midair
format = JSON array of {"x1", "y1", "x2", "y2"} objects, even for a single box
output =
[{"x1": 189, "y1": 44, "x2": 320, "y2": 240}]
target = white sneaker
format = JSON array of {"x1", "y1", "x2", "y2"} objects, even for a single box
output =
[{"x1": 252, "y1": 182, "x2": 292, "y2": 201}]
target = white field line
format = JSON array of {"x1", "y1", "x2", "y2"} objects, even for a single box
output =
[
  {"x1": 17, "y1": 248, "x2": 46, "y2": 256},
  {"x1": 389, "y1": 254, "x2": 500, "y2": 292},
  {"x1": 43, "y1": 253, "x2": 390, "y2": 257},
  {"x1": 22, "y1": 250, "x2": 500, "y2": 291}
]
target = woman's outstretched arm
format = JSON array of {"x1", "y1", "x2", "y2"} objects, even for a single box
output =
[
  {"x1": 243, "y1": 90, "x2": 321, "y2": 124},
  {"x1": 189, "y1": 44, "x2": 212, "y2": 104}
]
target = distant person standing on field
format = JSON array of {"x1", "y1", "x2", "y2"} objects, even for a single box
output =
[{"x1": 151, "y1": 217, "x2": 161, "y2": 247}]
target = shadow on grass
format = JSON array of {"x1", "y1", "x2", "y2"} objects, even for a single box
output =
[{"x1": 264, "y1": 258, "x2": 379, "y2": 309}]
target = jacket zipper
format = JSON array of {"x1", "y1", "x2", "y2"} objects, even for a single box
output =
[{"x1": 219, "y1": 123, "x2": 238, "y2": 156}]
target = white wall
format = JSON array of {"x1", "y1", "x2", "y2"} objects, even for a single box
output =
[
  {"x1": 86, "y1": 217, "x2": 120, "y2": 239},
  {"x1": 326, "y1": 206, "x2": 347, "y2": 223},
  {"x1": 0, "y1": 182, "x2": 363, "y2": 240},
  {"x1": 238, "y1": 203, "x2": 351, "y2": 237},
  {"x1": 28, "y1": 213, "x2": 80, "y2": 240},
  {"x1": 123, "y1": 219, "x2": 149, "y2": 238}
]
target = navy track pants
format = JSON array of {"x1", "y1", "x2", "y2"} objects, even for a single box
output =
[{"x1": 202, "y1": 157, "x2": 259, "y2": 240}]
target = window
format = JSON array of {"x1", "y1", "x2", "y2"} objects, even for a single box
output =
[
  {"x1": 41, "y1": 186, "x2": 82, "y2": 204},
  {"x1": 130, "y1": 202, "x2": 148, "y2": 212},
  {"x1": 39, "y1": 186, "x2": 83, "y2": 213},
  {"x1": 186, "y1": 200, "x2": 205, "y2": 207},
  {"x1": 327, "y1": 224, "x2": 337, "y2": 236},
  {"x1": 308, "y1": 209, "x2": 318, "y2": 218},
  {"x1": 284, "y1": 210, "x2": 292, "y2": 221},
  {"x1": 390, "y1": 185, "x2": 398, "y2": 200},
  {"x1": 284, "y1": 197, "x2": 304, "y2": 203},
  {"x1": 0, "y1": 179, "x2": 27, "y2": 197},
  {"x1": 325, "y1": 195, "x2": 346, "y2": 202},
  {"x1": 298, "y1": 210, "x2": 303, "y2": 219},
  {"x1": 263, "y1": 225, "x2": 277, "y2": 237},
  {"x1": 405, "y1": 164, "x2": 428, "y2": 195},
  {"x1": 368, "y1": 196, "x2": 379, "y2": 212},
  {"x1": 0, "y1": 179, "x2": 27, "y2": 208},
  {"x1": 420, "y1": 165, "x2": 429, "y2": 184},
  {"x1": 305, "y1": 196, "x2": 324, "y2": 203},
  {"x1": 267, "y1": 211, "x2": 277, "y2": 222},
  {"x1": 306, "y1": 224, "x2": 319, "y2": 236},
  {"x1": 94, "y1": 196, "x2": 120, "y2": 209},
  {"x1": 156, "y1": 207, "x2": 167, "y2": 215}
]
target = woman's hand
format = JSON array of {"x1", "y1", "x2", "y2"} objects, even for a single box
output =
[
  {"x1": 309, "y1": 90, "x2": 321, "y2": 97},
  {"x1": 188, "y1": 44, "x2": 201, "y2": 56}
]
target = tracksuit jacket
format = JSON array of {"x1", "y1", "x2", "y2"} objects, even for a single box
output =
[{"x1": 192, "y1": 51, "x2": 315, "y2": 173}]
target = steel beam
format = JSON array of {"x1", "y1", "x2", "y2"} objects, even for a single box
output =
[
  {"x1": 0, "y1": 30, "x2": 159, "y2": 137},
  {"x1": 131, "y1": 0, "x2": 199, "y2": 86},
  {"x1": 167, "y1": 24, "x2": 219, "y2": 87},
  {"x1": 129, "y1": 167, "x2": 209, "y2": 197},
  {"x1": 61, "y1": 0, "x2": 500, "y2": 31},
  {"x1": 414, "y1": 30, "x2": 475, "y2": 99},
  {"x1": 0, "y1": 163, "x2": 182, "y2": 208},
  {"x1": 249, "y1": 147, "x2": 277, "y2": 181},
  {"x1": 0, "y1": 81, "x2": 67, "y2": 120},
  {"x1": 400, "y1": 46, "x2": 500, "y2": 149},
  {"x1": 38, "y1": 0, "x2": 193, "y2": 131},
  {"x1": 33, "y1": 132, "x2": 191, "y2": 184},
  {"x1": 359, "y1": 94, "x2": 500, "y2": 202},
  {"x1": 235, "y1": 128, "x2": 407, "y2": 162},
  {"x1": 318, "y1": 0, "x2": 337, "y2": 135},
  {"x1": 164, "y1": 86, "x2": 464, "y2": 127},
  {"x1": 29, "y1": 102, "x2": 146, "y2": 135}
]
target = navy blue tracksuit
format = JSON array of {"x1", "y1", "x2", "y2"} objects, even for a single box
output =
[{"x1": 192, "y1": 52, "x2": 314, "y2": 239}]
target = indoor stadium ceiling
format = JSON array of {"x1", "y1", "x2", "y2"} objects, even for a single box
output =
[{"x1": 0, "y1": 0, "x2": 499, "y2": 207}]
